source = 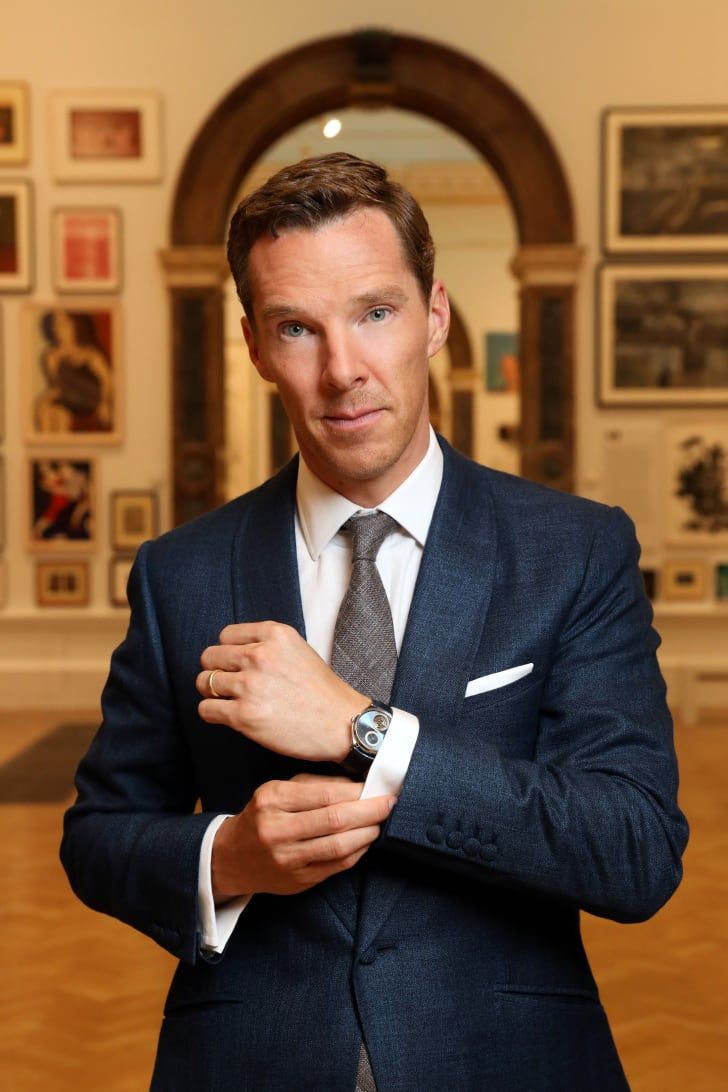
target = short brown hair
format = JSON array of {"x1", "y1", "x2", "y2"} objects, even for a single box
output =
[{"x1": 226, "y1": 152, "x2": 435, "y2": 319}]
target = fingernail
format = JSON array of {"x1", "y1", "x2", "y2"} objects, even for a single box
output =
[{"x1": 388, "y1": 796, "x2": 397, "y2": 811}]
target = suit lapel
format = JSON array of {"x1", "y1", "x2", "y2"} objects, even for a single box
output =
[
  {"x1": 357, "y1": 441, "x2": 499, "y2": 954},
  {"x1": 230, "y1": 457, "x2": 358, "y2": 934}
]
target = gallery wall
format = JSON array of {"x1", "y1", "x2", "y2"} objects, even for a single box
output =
[{"x1": 1, "y1": 0, "x2": 727, "y2": 709}]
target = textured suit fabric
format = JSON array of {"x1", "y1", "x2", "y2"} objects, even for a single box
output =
[{"x1": 61, "y1": 437, "x2": 688, "y2": 1092}]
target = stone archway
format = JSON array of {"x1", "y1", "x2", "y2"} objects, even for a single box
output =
[{"x1": 161, "y1": 31, "x2": 582, "y2": 523}]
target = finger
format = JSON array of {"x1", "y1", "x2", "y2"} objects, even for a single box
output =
[
  {"x1": 302, "y1": 824, "x2": 383, "y2": 866},
  {"x1": 198, "y1": 695, "x2": 237, "y2": 725},
  {"x1": 291, "y1": 795, "x2": 396, "y2": 842},
  {"x1": 219, "y1": 621, "x2": 289, "y2": 645},
  {"x1": 290, "y1": 772, "x2": 355, "y2": 785},
  {"x1": 199, "y1": 645, "x2": 252, "y2": 672}
]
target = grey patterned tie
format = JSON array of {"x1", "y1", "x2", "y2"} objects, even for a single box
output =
[{"x1": 331, "y1": 511, "x2": 399, "y2": 1092}]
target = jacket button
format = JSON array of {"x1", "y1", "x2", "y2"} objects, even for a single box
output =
[
  {"x1": 446, "y1": 831, "x2": 464, "y2": 849},
  {"x1": 360, "y1": 949, "x2": 376, "y2": 965},
  {"x1": 426, "y1": 825, "x2": 444, "y2": 844},
  {"x1": 463, "y1": 837, "x2": 480, "y2": 857},
  {"x1": 480, "y1": 843, "x2": 498, "y2": 861}
]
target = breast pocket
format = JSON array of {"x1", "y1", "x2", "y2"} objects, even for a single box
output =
[{"x1": 460, "y1": 671, "x2": 543, "y2": 759}]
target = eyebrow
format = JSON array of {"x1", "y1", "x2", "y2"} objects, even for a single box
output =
[{"x1": 260, "y1": 285, "x2": 410, "y2": 323}]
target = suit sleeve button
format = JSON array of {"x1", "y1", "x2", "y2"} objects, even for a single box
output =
[
  {"x1": 480, "y1": 843, "x2": 498, "y2": 861},
  {"x1": 360, "y1": 949, "x2": 376, "y2": 965},
  {"x1": 426, "y1": 825, "x2": 444, "y2": 845},
  {"x1": 463, "y1": 837, "x2": 480, "y2": 857},
  {"x1": 446, "y1": 831, "x2": 464, "y2": 849}
]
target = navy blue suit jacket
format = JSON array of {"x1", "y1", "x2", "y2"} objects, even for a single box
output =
[{"x1": 61, "y1": 439, "x2": 688, "y2": 1091}]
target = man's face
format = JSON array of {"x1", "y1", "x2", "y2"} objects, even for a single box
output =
[{"x1": 242, "y1": 208, "x2": 450, "y2": 505}]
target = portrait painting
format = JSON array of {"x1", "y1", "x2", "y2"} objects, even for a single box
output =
[
  {"x1": 36, "y1": 561, "x2": 90, "y2": 607},
  {"x1": 603, "y1": 108, "x2": 728, "y2": 253},
  {"x1": 22, "y1": 303, "x2": 121, "y2": 444},
  {"x1": 28, "y1": 457, "x2": 96, "y2": 552},
  {"x1": 0, "y1": 83, "x2": 29, "y2": 165},
  {"x1": 598, "y1": 265, "x2": 728, "y2": 406},
  {"x1": 52, "y1": 208, "x2": 122, "y2": 293},
  {"x1": 50, "y1": 91, "x2": 161, "y2": 182},
  {"x1": 485, "y1": 332, "x2": 520, "y2": 392},
  {"x1": 666, "y1": 426, "x2": 728, "y2": 545},
  {"x1": 0, "y1": 181, "x2": 32, "y2": 292}
]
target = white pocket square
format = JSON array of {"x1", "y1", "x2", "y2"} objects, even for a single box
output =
[{"x1": 465, "y1": 663, "x2": 534, "y2": 698}]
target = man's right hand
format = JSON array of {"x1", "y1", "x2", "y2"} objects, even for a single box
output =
[{"x1": 211, "y1": 774, "x2": 397, "y2": 902}]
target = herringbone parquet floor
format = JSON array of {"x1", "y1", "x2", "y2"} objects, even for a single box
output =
[{"x1": 0, "y1": 709, "x2": 725, "y2": 1090}]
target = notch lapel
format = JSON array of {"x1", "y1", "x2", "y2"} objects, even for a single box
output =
[{"x1": 356, "y1": 442, "x2": 499, "y2": 954}]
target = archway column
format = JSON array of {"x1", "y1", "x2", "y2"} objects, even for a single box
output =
[
  {"x1": 511, "y1": 244, "x2": 585, "y2": 492},
  {"x1": 159, "y1": 246, "x2": 229, "y2": 523}
]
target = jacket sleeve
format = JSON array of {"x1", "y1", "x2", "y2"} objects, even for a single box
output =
[
  {"x1": 60, "y1": 542, "x2": 216, "y2": 965},
  {"x1": 381, "y1": 506, "x2": 689, "y2": 923}
]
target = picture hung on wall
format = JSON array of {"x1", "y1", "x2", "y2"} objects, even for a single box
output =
[
  {"x1": 51, "y1": 208, "x2": 122, "y2": 293},
  {"x1": 603, "y1": 107, "x2": 728, "y2": 253},
  {"x1": 666, "y1": 425, "x2": 728, "y2": 545},
  {"x1": 22, "y1": 302, "x2": 121, "y2": 444},
  {"x1": 49, "y1": 90, "x2": 161, "y2": 182},
  {"x1": 597, "y1": 264, "x2": 728, "y2": 406},
  {"x1": 28, "y1": 457, "x2": 96, "y2": 551},
  {"x1": 0, "y1": 82, "x2": 29, "y2": 165},
  {"x1": 485, "y1": 332, "x2": 520, "y2": 392},
  {"x1": 110, "y1": 490, "x2": 158, "y2": 551},
  {"x1": 109, "y1": 556, "x2": 133, "y2": 607},
  {"x1": 716, "y1": 562, "x2": 728, "y2": 601},
  {"x1": 36, "y1": 560, "x2": 90, "y2": 607},
  {"x1": 0, "y1": 180, "x2": 32, "y2": 292},
  {"x1": 660, "y1": 559, "x2": 708, "y2": 603}
]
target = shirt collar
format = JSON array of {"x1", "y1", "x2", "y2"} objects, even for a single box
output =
[{"x1": 296, "y1": 427, "x2": 444, "y2": 561}]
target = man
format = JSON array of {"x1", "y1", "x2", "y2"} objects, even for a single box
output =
[{"x1": 62, "y1": 153, "x2": 688, "y2": 1091}]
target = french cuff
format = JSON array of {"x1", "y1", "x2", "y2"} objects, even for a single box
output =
[
  {"x1": 360, "y1": 708, "x2": 419, "y2": 800},
  {"x1": 197, "y1": 814, "x2": 252, "y2": 954}
]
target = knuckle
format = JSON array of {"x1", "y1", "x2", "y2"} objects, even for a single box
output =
[{"x1": 326, "y1": 806, "x2": 344, "y2": 832}]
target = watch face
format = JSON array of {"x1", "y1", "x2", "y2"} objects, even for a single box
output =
[{"x1": 354, "y1": 707, "x2": 391, "y2": 755}]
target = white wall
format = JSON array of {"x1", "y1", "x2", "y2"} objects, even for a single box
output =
[{"x1": 2, "y1": 0, "x2": 728, "y2": 707}]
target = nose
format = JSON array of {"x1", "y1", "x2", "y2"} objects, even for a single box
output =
[{"x1": 320, "y1": 326, "x2": 368, "y2": 390}]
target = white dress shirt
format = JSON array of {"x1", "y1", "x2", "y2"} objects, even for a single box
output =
[{"x1": 197, "y1": 427, "x2": 444, "y2": 953}]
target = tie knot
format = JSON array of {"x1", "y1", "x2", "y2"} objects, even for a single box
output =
[{"x1": 341, "y1": 511, "x2": 398, "y2": 562}]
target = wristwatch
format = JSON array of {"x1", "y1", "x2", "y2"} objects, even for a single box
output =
[{"x1": 341, "y1": 700, "x2": 393, "y2": 779}]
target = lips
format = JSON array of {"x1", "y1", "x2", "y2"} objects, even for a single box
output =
[{"x1": 322, "y1": 407, "x2": 384, "y2": 430}]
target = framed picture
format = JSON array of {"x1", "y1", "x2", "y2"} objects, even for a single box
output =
[
  {"x1": 22, "y1": 302, "x2": 121, "y2": 444},
  {"x1": 603, "y1": 107, "x2": 728, "y2": 253},
  {"x1": 28, "y1": 457, "x2": 97, "y2": 551},
  {"x1": 485, "y1": 332, "x2": 520, "y2": 392},
  {"x1": 0, "y1": 82, "x2": 29, "y2": 165},
  {"x1": 597, "y1": 264, "x2": 728, "y2": 406},
  {"x1": 109, "y1": 555, "x2": 134, "y2": 607},
  {"x1": 49, "y1": 90, "x2": 161, "y2": 182},
  {"x1": 716, "y1": 562, "x2": 728, "y2": 600},
  {"x1": 0, "y1": 180, "x2": 32, "y2": 292},
  {"x1": 36, "y1": 560, "x2": 90, "y2": 607},
  {"x1": 665, "y1": 425, "x2": 728, "y2": 545},
  {"x1": 110, "y1": 490, "x2": 158, "y2": 550},
  {"x1": 661, "y1": 559, "x2": 708, "y2": 602},
  {"x1": 51, "y1": 208, "x2": 122, "y2": 292}
]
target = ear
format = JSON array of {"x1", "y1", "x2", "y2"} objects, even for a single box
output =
[
  {"x1": 426, "y1": 280, "x2": 450, "y2": 360},
  {"x1": 242, "y1": 315, "x2": 272, "y2": 382}
]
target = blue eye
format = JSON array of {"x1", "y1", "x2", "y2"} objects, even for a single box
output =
[
  {"x1": 369, "y1": 307, "x2": 390, "y2": 322},
  {"x1": 282, "y1": 322, "x2": 306, "y2": 338}
]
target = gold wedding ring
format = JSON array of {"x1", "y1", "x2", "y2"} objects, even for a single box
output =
[{"x1": 208, "y1": 669, "x2": 223, "y2": 698}]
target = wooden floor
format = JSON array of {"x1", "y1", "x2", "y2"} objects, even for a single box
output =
[{"x1": 0, "y1": 709, "x2": 725, "y2": 1090}]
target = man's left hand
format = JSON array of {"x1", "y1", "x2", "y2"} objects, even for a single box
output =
[{"x1": 196, "y1": 622, "x2": 367, "y2": 763}]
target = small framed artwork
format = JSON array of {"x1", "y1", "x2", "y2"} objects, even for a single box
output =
[
  {"x1": 661, "y1": 559, "x2": 708, "y2": 602},
  {"x1": 0, "y1": 82, "x2": 29, "y2": 165},
  {"x1": 110, "y1": 490, "x2": 158, "y2": 550},
  {"x1": 51, "y1": 208, "x2": 122, "y2": 293},
  {"x1": 666, "y1": 425, "x2": 728, "y2": 545},
  {"x1": 28, "y1": 457, "x2": 96, "y2": 551},
  {"x1": 49, "y1": 90, "x2": 161, "y2": 183},
  {"x1": 485, "y1": 332, "x2": 520, "y2": 392},
  {"x1": 603, "y1": 107, "x2": 728, "y2": 254},
  {"x1": 597, "y1": 264, "x2": 728, "y2": 406},
  {"x1": 22, "y1": 302, "x2": 121, "y2": 444},
  {"x1": 36, "y1": 560, "x2": 90, "y2": 607},
  {"x1": 0, "y1": 180, "x2": 32, "y2": 292},
  {"x1": 109, "y1": 555, "x2": 134, "y2": 607},
  {"x1": 716, "y1": 563, "x2": 728, "y2": 600}
]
